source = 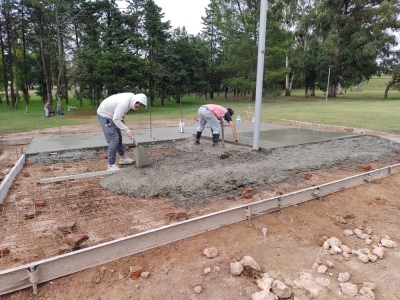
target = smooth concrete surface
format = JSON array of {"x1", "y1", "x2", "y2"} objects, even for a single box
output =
[{"x1": 26, "y1": 122, "x2": 361, "y2": 155}]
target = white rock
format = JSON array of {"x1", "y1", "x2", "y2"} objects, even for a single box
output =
[
  {"x1": 272, "y1": 280, "x2": 292, "y2": 299},
  {"x1": 194, "y1": 285, "x2": 202, "y2": 294},
  {"x1": 203, "y1": 247, "x2": 218, "y2": 258},
  {"x1": 342, "y1": 252, "x2": 350, "y2": 260},
  {"x1": 330, "y1": 246, "x2": 342, "y2": 254},
  {"x1": 358, "y1": 233, "x2": 371, "y2": 240},
  {"x1": 354, "y1": 228, "x2": 363, "y2": 235},
  {"x1": 326, "y1": 237, "x2": 342, "y2": 247},
  {"x1": 340, "y1": 244, "x2": 351, "y2": 253},
  {"x1": 251, "y1": 290, "x2": 278, "y2": 300},
  {"x1": 359, "y1": 248, "x2": 371, "y2": 255},
  {"x1": 257, "y1": 277, "x2": 274, "y2": 291},
  {"x1": 294, "y1": 273, "x2": 323, "y2": 297},
  {"x1": 338, "y1": 272, "x2": 350, "y2": 283},
  {"x1": 317, "y1": 265, "x2": 327, "y2": 274},
  {"x1": 365, "y1": 239, "x2": 373, "y2": 245},
  {"x1": 261, "y1": 272, "x2": 270, "y2": 278},
  {"x1": 365, "y1": 227, "x2": 373, "y2": 234},
  {"x1": 203, "y1": 267, "x2": 211, "y2": 275},
  {"x1": 230, "y1": 262, "x2": 244, "y2": 276},
  {"x1": 372, "y1": 247, "x2": 384, "y2": 259},
  {"x1": 140, "y1": 271, "x2": 150, "y2": 279},
  {"x1": 315, "y1": 277, "x2": 331, "y2": 287},
  {"x1": 359, "y1": 286, "x2": 375, "y2": 299},
  {"x1": 240, "y1": 256, "x2": 261, "y2": 271},
  {"x1": 339, "y1": 282, "x2": 359, "y2": 297},
  {"x1": 368, "y1": 254, "x2": 378, "y2": 263},
  {"x1": 357, "y1": 253, "x2": 370, "y2": 263},
  {"x1": 262, "y1": 227, "x2": 268, "y2": 238},
  {"x1": 323, "y1": 240, "x2": 330, "y2": 250},
  {"x1": 381, "y1": 239, "x2": 398, "y2": 248},
  {"x1": 343, "y1": 229, "x2": 354, "y2": 236}
]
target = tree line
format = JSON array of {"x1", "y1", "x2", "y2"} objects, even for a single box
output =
[{"x1": 0, "y1": 0, "x2": 399, "y2": 111}]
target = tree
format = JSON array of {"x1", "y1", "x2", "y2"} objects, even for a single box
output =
[
  {"x1": 313, "y1": 0, "x2": 400, "y2": 97},
  {"x1": 143, "y1": 0, "x2": 170, "y2": 106}
]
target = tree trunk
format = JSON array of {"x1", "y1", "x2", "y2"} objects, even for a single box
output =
[
  {"x1": 285, "y1": 53, "x2": 291, "y2": 96},
  {"x1": 5, "y1": 8, "x2": 16, "y2": 108},
  {"x1": 0, "y1": 20, "x2": 9, "y2": 105},
  {"x1": 328, "y1": 82, "x2": 337, "y2": 98},
  {"x1": 37, "y1": 9, "x2": 53, "y2": 104}
]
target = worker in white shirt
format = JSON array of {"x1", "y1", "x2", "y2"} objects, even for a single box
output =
[{"x1": 97, "y1": 92, "x2": 147, "y2": 171}]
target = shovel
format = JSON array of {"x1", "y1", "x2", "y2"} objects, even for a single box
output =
[{"x1": 132, "y1": 138, "x2": 150, "y2": 167}]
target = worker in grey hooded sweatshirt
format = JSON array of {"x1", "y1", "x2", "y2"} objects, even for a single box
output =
[{"x1": 97, "y1": 92, "x2": 147, "y2": 171}]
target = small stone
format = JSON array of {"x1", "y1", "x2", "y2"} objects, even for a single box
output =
[
  {"x1": 381, "y1": 239, "x2": 397, "y2": 248},
  {"x1": 194, "y1": 285, "x2": 202, "y2": 294},
  {"x1": 373, "y1": 247, "x2": 384, "y2": 259},
  {"x1": 317, "y1": 265, "x2": 327, "y2": 274},
  {"x1": 203, "y1": 247, "x2": 218, "y2": 259},
  {"x1": 339, "y1": 282, "x2": 358, "y2": 297},
  {"x1": 257, "y1": 277, "x2": 274, "y2": 291},
  {"x1": 359, "y1": 287, "x2": 375, "y2": 299},
  {"x1": 230, "y1": 261, "x2": 244, "y2": 276},
  {"x1": 272, "y1": 280, "x2": 292, "y2": 299},
  {"x1": 368, "y1": 254, "x2": 378, "y2": 263},
  {"x1": 338, "y1": 272, "x2": 350, "y2": 283},
  {"x1": 343, "y1": 229, "x2": 353, "y2": 236},
  {"x1": 354, "y1": 228, "x2": 363, "y2": 235},
  {"x1": 240, "y1": 256, "x2": 261, "y2": 271},
  {"x1": 340, "y1": 244, "x2": 351, "y2": 253}
]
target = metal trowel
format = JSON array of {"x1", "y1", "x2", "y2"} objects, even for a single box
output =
[{"x1": 132, "y1": 138, "x2": 150, "y2": 167}]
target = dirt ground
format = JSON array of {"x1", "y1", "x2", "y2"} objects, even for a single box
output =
[{"x1": 1, "y1": 120, "x2": 400, "y2": 300}]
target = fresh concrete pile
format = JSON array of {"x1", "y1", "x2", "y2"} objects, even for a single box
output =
[{"x1": 100, "y1": 135, "x2": 400, "y2": 205}]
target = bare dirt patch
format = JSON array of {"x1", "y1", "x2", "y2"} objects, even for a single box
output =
[{"x1": 1, "y1": 122, "x2": 400, "y2": 299}]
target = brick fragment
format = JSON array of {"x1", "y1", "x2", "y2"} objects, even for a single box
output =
[
  {"x1": 241, "y1": 187, "x2": 253, "y2": 199},
  {"x1": 0, "y1": 248, "x2": 10, "y2": 257},
  {"x1": 65, "y1": 233, "x2": 89, "y2": 247},
  {"x1": 304, "y1": 173, "x2": 312, "y2": 179},
  {"x1": 360, "y1": 164, "x2": 372, "y2": 171},
  {"x1": 129, "y1": 266, "x2": 143, "y2": 279},
  {"x1": 35, "y1": 199, "x2": 47, "y2": 207},
  {"x1": 24, "y1": 211, "x2": 37, "y2": 219}
]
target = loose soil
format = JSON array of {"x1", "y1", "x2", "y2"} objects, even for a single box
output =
[{"x1": 1, "y1": 120, "x2": 400, "y2": 300}]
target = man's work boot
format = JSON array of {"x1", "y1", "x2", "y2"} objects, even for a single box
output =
[
  {"x1": 195, "y1": 131, "x2": 202, "y2": 145},
  {"x1": 212, "y1": 134, "x2": 220, "y2": 146}
]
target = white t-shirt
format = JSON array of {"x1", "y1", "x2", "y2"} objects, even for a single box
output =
[{"x1": 97, "y1": 93, "x2": 137, "y2": 133}]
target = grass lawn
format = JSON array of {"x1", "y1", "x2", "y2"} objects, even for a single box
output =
[{"x1": 0, "y1": 75, "x2": 399, "y2": 135}]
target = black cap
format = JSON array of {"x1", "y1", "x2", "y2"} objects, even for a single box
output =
[{"x1": 227, "y1": 108, "x2": 234, "y2": 116}]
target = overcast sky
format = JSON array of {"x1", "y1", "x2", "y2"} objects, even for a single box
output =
[{"x1": 153, "y1": 0, "x2": 210, "y2": 35}]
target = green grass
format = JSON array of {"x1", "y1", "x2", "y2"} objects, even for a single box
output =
[{"x1": 0, "y1": 75, "x2": 399, "y2": 135}]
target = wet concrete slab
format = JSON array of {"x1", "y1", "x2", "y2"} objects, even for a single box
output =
[{"x1": 25, "y1": 122, "x2": 361, "y2": 155}]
